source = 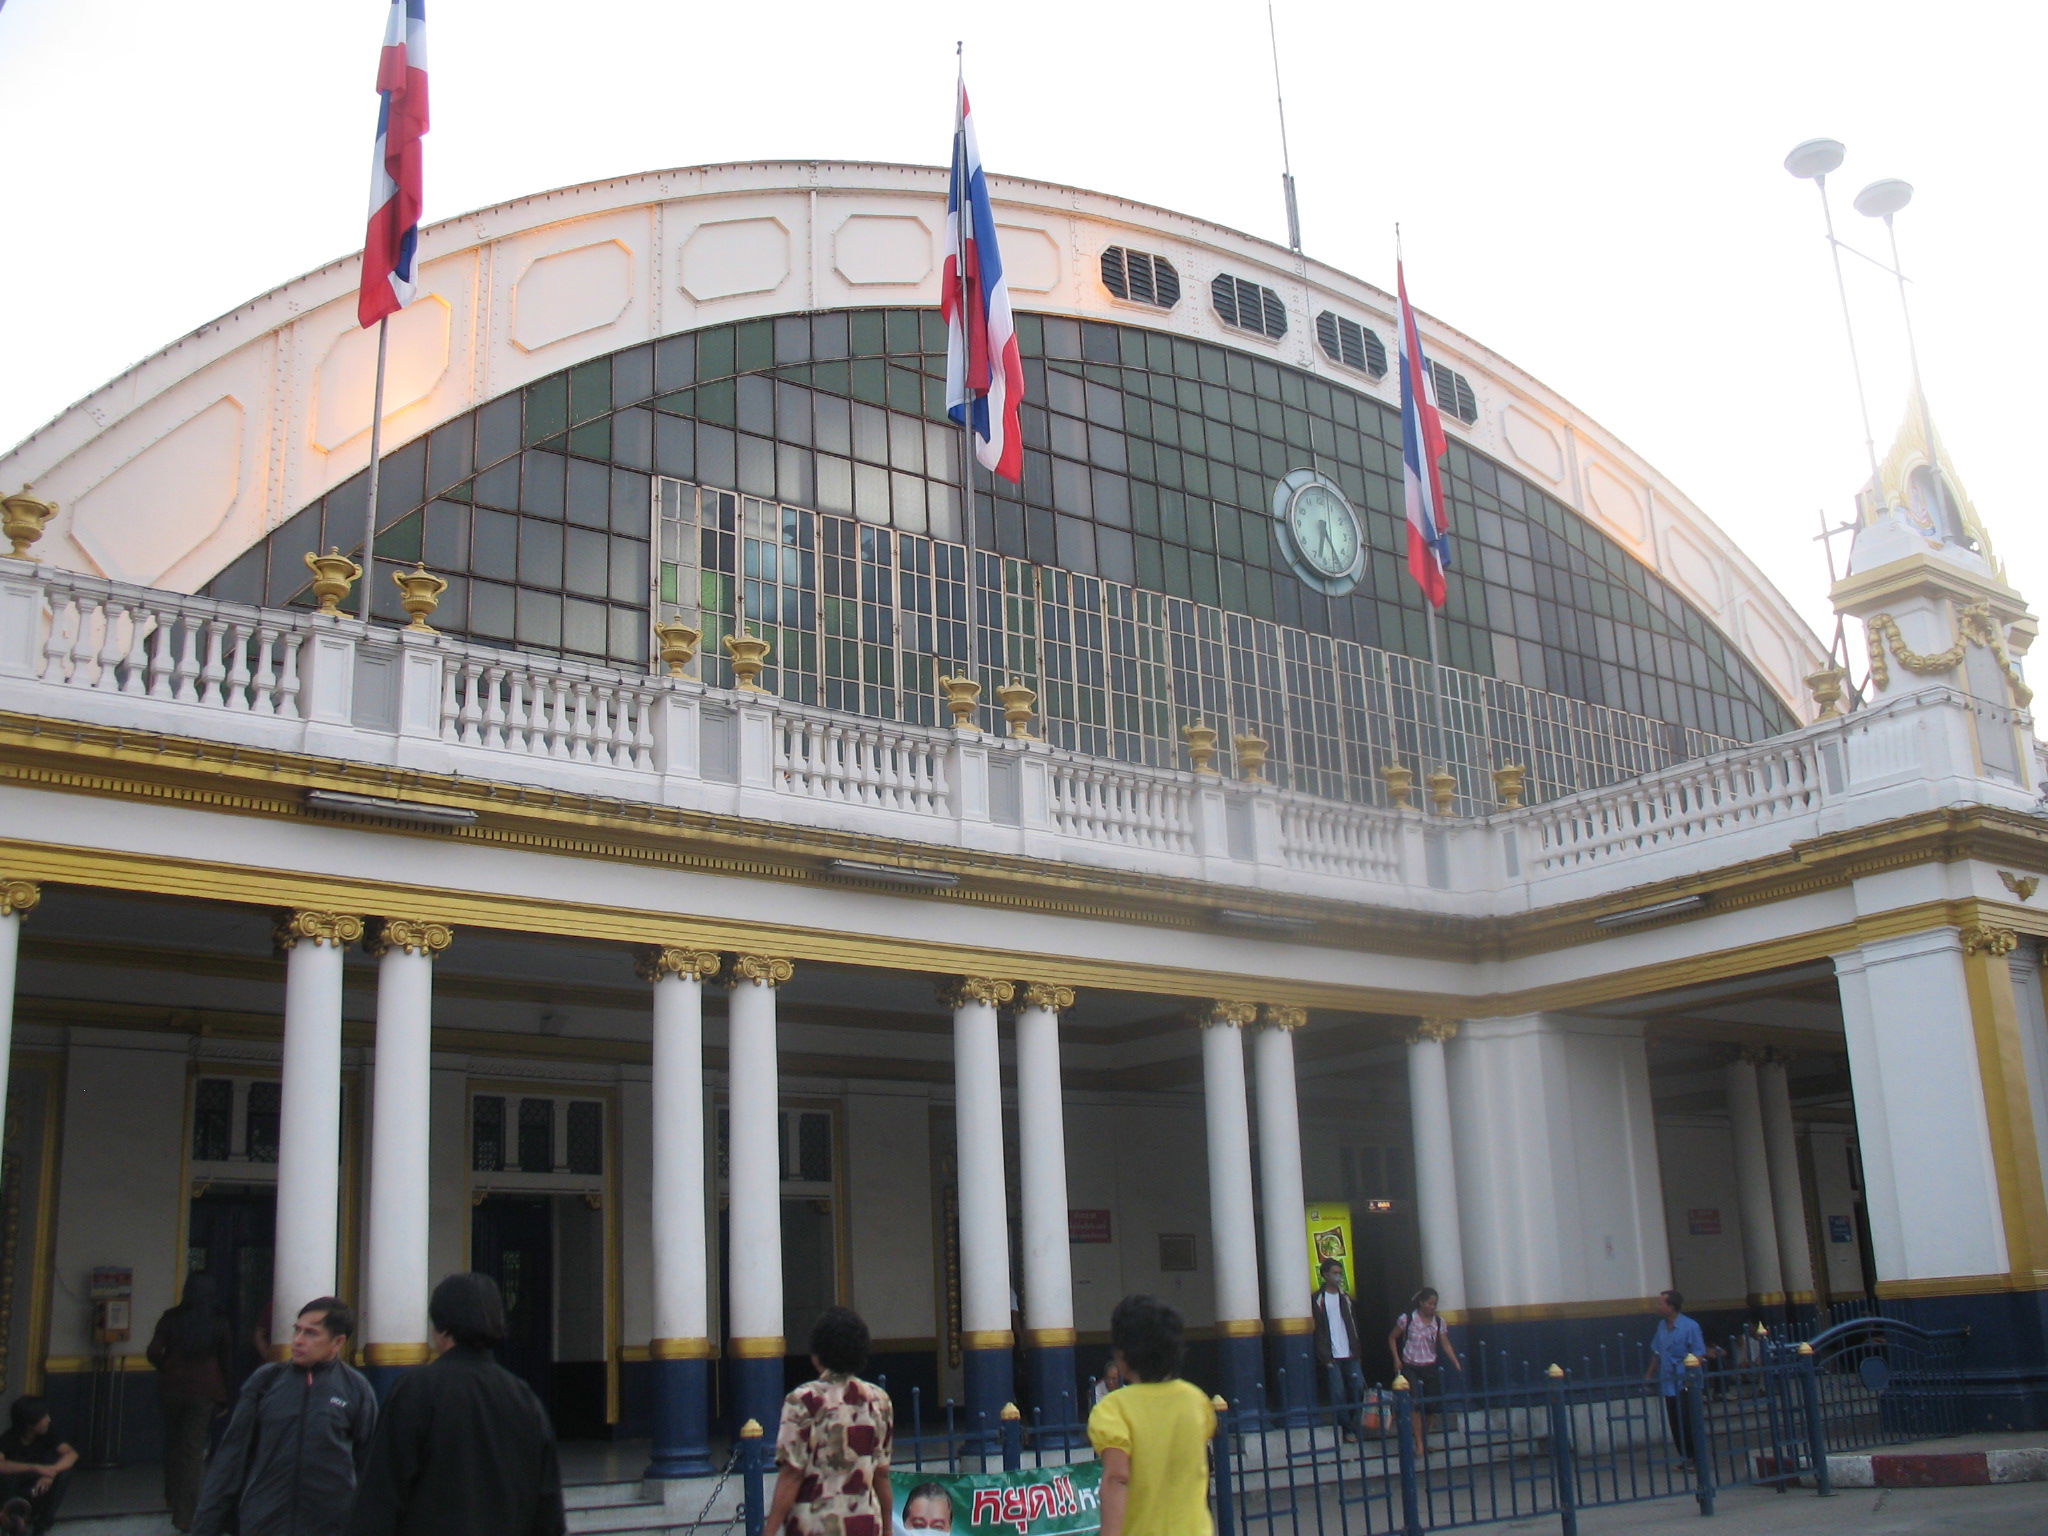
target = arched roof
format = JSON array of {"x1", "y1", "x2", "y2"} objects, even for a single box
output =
[{"x1": 0, "y1": 160, "x2": 1821, "y2": 714}]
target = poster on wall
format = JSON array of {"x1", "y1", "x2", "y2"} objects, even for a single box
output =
[
  {"x1": 1304, "y1": 1202, "x2": 1355, "y2": 1294},
  {"x1": 895, "y1": 1460, "x2": 1102, "y2": 1534}
]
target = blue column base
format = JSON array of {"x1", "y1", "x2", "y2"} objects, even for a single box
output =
[
  {"x1": 645, "y1": 1356, "x2": 715, "y2": 1478},
  {"x1": 732, "y1": 1353, "x2": 786, "y2": 1440},
  {"x1": 361, "y1": 1362, "x2": 417, "y2": 1401},
  {"x1": 1216, "y1": 1330, "x2": 1266, "y2": 1417},
  {"x1": 1266, "y1": 1328, "x2": 1315, "y2": 1417},
  {"x1": 961, "y1": 1342, "x2": 1016, "y2": 1446},
  {"x1": 1027, "y1": 1341, "x2": 1083, "y2": 1445}
]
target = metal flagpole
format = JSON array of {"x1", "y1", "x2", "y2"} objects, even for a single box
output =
[
  {"x1": 951, "y1": 42, "x2": 984, "y2": 705},
  {"x1": 359, "y1": 315, "x2": 392, "y2": 621},
  {"x1": 1266, "y1": 0, "x2": 1302, "y2": 252}
]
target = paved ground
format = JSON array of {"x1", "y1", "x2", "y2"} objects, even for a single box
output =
[{"x1": 1490, "y1": 1478, "x2": 2048, "y2": 1534}]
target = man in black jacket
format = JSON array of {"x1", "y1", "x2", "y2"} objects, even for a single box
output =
[
  {"x1": 192, "y1": 1297, "x2": 378, "y2": 1536},
  {"x1": 345, "y1": 1272, "x2": 566, "y2": 1536}
]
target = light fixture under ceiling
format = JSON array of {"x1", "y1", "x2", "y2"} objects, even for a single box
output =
[{"x1": 304, "y1": 790, "x2": 478, "y2": 828}]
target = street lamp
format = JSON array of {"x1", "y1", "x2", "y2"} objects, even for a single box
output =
[{"x1": 1783, "y1": 139, "x2": 1886, "y2": 503}]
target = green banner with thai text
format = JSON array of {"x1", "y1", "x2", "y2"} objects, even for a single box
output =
[{"x1": 895, "y1": 1459, "x2": 1102, "y2": 1534}]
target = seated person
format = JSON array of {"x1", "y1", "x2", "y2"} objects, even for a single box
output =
[{"x1": 0, "y1": 1398, "x2": 75, "y2": 1535}]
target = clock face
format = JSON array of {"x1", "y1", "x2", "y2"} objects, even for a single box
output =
[{"x1": 1272, "y1": 471, "x2": 1365, "y2": 595}]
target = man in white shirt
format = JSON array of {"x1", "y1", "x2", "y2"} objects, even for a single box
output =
[{"x1": 1310, "y1": 1260, "x2": 1365, "y2": 1432}]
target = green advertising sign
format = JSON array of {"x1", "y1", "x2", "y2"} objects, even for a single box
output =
[{"x1": 895, "y1": 1459, "x2": 1102, "y2": 1535}]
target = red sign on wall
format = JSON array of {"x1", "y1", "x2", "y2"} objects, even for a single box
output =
[
  {"x1": 1069, "y1": 1209, "x2": 1113, "y2": 1244},
  {"x1": 1687, "y1": 1208, "x2": 1722, "y2": 1236}
]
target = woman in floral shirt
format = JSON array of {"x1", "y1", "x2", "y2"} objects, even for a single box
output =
[{"x1": 762, "y1": 1308, "x2": 894, "y2": 1536}]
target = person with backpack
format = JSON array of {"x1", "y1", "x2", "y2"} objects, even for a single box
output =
[
  {"x1": 147, "y1": 1272, "x2": 234, "y2": 1531},
  {"x1": 1387, "y1": 1288, "x2": 1462, "y2": 1456},
  {"x1": 190, "y1": 1297, "x2": 377, "y2": 1536}
]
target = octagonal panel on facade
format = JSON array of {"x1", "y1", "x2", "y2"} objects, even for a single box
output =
[
  {"x1": 832, "y1": 213, "x2": 934, "y2": 287},
  {"x1": 678, "y1": 217, "x2": 790, "y2": 302},
  {"x1": 1585, "y1": 460, "x2": 1647, "y2": 544},
  {"x1": 70, "y1": 396, "x2": 244, "y2": 585},
  {"x1": 512, "y1": 239, "x2": 635, "y2": 354},
  {"x1": 995, "y1": 223, "x2": 1060, "y2": 293},
  {"x1": 1502, "y1": 404, "x2": 1565, "y2": 484},
  {"x1": 311, "y1": 295, "x2": 453, "y2": 454}
]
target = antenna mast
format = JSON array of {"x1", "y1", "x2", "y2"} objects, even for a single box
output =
[{"x1": 1267, "y1": 0, "x2": 1302, "y2": 251}]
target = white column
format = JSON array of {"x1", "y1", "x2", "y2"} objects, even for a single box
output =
[
  {"x1": 944, "y1": 977, "x2": 1015, "y2": 1348},
  {"x1": 272, "y1": 909, "x2": 362, "y2": 1348},
  {"x1": 0, "y1": 882, "x2": 39, "y2": 1141},
  {"x1": 1756, "y1": 1052, "x2": 1815, "y2": 1301},
  {"x1": 1252, "y1": 1007, "x2": 1312, "y2": 1325},
  {"x1": 1725, "y1": 1051, "x2": 1784, "y2": 1302},
  {"x1": 1200, "y1": 1002, "x2": 1262, "y2": 1329},
  {"x1": 725, "y1": 954, "x2": 793, "y2": 1357},
  {"x1": 646, "y1": 947, "x2": 719, "y2": 1354},
  {"x1": 1014, "y1": 983, "x2": 1076, "y2": 1344},
  {"x1": 364, "y1": 919, "x2": 450, "y2": 1363},
  {"x1": 1404, "y1": 1019, "x2": 1468, "y2": 1315},
  {"x1": 1835, "y1": 931, "x2": 2009, "y2": 1282}
]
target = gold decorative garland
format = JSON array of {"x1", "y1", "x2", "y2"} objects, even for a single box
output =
[{"x1": 1867, "y1": 602, "x2": 2032, "y2": 707}]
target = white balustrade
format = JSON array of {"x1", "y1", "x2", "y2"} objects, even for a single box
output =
[
  {"x1": 436, "y1": 650, "x2": 660, "y2": 772},
  {"x1": 775, "y1": 712, "x2": 950, "y2": 816},
  {"x1": 1045, "y1": 759, "x2": 1193, "y2": 852},
  {"x1": 37, "y1": 576, "x2": 302, "y2": 718},
  {"x1": 1277, "y1": 797, "x2": 1401, "y2": 880}
]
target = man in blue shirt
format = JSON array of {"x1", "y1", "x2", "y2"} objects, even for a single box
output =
[{"x1": 1642, "y1": 1289, "x2": 1706, "y2": 1467}]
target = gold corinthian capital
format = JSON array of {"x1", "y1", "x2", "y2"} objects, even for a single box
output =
[
  {"x1": 1017, "y1": 982, "x2": 1076, "y2": 1014},
  {"x1": 1193, "y1": 1000, "x2": 1260, "y2": 1030},
  {"x1": 725, "y1": 954, "x2": 795, "y2": 988},
  {"x1": 274, "y1": 910, "x2": 365, "y2": 950},
  {"x1": 1259, "y1": 1005, "x2": 1308, "y2": 1031},
  {"x1": 938, "y1": 976, "x2": 1015, "y2": 1010},
  {"x1": 0, "y1": 880, "x2": 40, "y2": 919},
  {"x1": 1962, "y1": 923, "x2": 2020, "y2": 958},
  {"x1": 365, "y1": 918, "x2": 454, "y2": 957},
  {"x1": 637, "y1": 946, "x2": 723, "y2": 983},
  {"x1": 1407, "y1": 1017, "x2": 1459, "y2": 1045}
]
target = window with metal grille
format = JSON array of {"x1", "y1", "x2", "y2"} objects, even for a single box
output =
[
  {"x1": 566, "y1": 1101, "x2": 604, "y2": 1176},
  {"x1": 1428, "y1": 360, "x2": 1479, "y2": 423},
  {"x1": 1314, "y1": 312, "x2": 1387, "y2": 377},
  {"x1": 1210, "y1": 274, "x2": 1287, "y2": 339},
  {"x1": 192, "y1": 1079, "x2": 233, "y2": 1162},
  {"x1": 1100, "y1": 247, "x2": 1180, "y2": 310},
  {"x1": 517, "y1": 1099, "x2": 555, "y2": 1173},
  {"x1": 472, "y1": 1095, "x2": 506, "y2": 1172},
  {"x1": 245, "y1": 1082, "x2": 281, "y2": 1163}
]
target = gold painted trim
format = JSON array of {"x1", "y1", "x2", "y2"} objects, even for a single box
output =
[
  {"x1": 1751, "y1": 1291, "x2": 1788, "y2": 1308},
  {"x1": 16, "y1": 1048, "x2": 63, "y2": 1395},
  {"x1": 364, "y1": 1342, "x2": 432, "y2": 1366},
  {"x1": 1271, "y1": 1316, "x2": 1312, "y2": 1336},
  {"x1": 731, "y1": 1335, "x2": 787, "y2": 1359},
  {"x1": 1024, "y1": 1328, "x2": 1077, "y2": 1349},
  {"x1": 650, "y1": 1336, "x2": 715, "y2": 1361},
  {"x1": 1784, "y1": 1291, "x2": 1818, "y2": 1305},
  {"x1": 1961, "y1": 940, "x2": 2048, "y2": 1279},
  {"x1": 1457, "y1": 1296, "x2": 1663, "y2": 1326},
  {"x1": 1875, "y1": 1272, "x2": 2048, "y2": 1301},
  {"x1": 961, "y1": 1329, "x2": 1014, "y2": 1351},
  {"x1": 1216, "y1": 1319, "x2": 1263, "y2": 1339},
  {"x1": 45, "y1": 1355, "x2": 154, "y2": 1373}
]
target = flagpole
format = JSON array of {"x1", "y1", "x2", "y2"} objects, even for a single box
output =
[
  {"x1": 951, "y1": 42, "x2": 984, "y2": 708},
  {"x1": 359, "y1": 315, "x2": 391, "y2": 621}
]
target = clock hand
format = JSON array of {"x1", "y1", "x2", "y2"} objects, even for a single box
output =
[{"x1": 1319, "y1": 523, "x2": 1339, "y2": 564}]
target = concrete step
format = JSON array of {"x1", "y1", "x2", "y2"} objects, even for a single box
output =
[{"x1": 566, "y1": 1478, "x2": 655, "y2": 1509}]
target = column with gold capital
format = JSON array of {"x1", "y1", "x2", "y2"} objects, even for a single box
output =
[
  {"x1": 0, "y1": 881, "x2": 40, "y2": 1155},
  {"x1": 1015, "y1": 981, "x2": 1079, "y2": 1437},
  {"x1": 941, "y1": 975, "x2": 1017, "y2": 1440},
  {"x1": 725, "y1": 953, "x2": 794, "y2": 1433},
  {"x1": 1253, "y1": 1005, "x2": 1314, "y2": 1409},
  {"x1": 1725, "y1": 1048, "x2": 1784, "y2": 1309},
  {"x1": 1406, "y1": 1018, "x2": 1468, "y2": 1318},
  {"x1": 1756, "y1": 1050, "x2": 1816, "y2": 1322},
  {"x1": 272, "y1": 909, "x2": 364, "y2": 1351},
  {"x1": 363, "y1": 918, "x2": 453, "y2": 1387},
  {"x1": 1199, "y1": 1000, "x2": 1265, "y2": 1411},
  {"x1": 642, "y1": 946, "x2": 721, "y2": 1478}
]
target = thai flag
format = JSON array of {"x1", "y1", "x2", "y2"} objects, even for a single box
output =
[
  {"x1": 942, "y1": 81, "x2": 1025, "y2": 483},
  {"x1": 358, "y1": 0, "x2": 429, "y2": 329},
  {"x1": 1398, "y1": 261, "x2": 1452, "y2": 608}
]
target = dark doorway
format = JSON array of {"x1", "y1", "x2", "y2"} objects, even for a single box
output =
[
  {"x1": 471, "y1": 1193, "x2": 609, "y2": 1438},
  {"x1": 187, "y1": 1185, "x2": 275, "y2": 1391},
  {"x1": 472, "y1": 1195, "x2": 554, "y2": 1405}
]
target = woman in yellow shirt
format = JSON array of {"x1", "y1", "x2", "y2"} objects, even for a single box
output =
[{"x1": 1086, "y1": 1296, "x2": 1217, "y2": 1536}]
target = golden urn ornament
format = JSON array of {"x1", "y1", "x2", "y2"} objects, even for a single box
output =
[
  {"x1": 1427, "y1": 768, "x2": 1458, "y2": 816},
  {"x1": 1380, "y1": 761, "x2": 1415, "y2": 810},
  {"x1": 654, "y1": 618, "x2": 703, "y2": 678},
  {"x1": 1805, "y1": 665, "x2": 1845, "y2": 720},
  {"x1": 940, "y1": 673, "x2": 982, "y2": 730},
  {"x1": 1234, "y1": 732, "x2": 1269, "y2": 783},
  {"x1": 996, "y1": 677, "x2": 1038, "y2": 739},
  {"x1": 1183, "y1": 721, "x2": 1220, "y2": 774},
  {"x1": 2, "y1": 493, "x2": 55, "y2": 562},
  {"x1": 304, "y1": 549, "x2": 363, "y2": 615},
  {"x1": 723, "y1": 629, "x2": 771, "y2": 691},
  {"x1": 392, "y1": 563, "x2": 448, "y2": 631},
  {"x1": 1492, "y1": 762, "x2": 1527, "y2": 810}
]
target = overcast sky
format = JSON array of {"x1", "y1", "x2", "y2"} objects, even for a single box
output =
[{"x1": 1, "y1": 0, "x2": 2040, "y2": 653}]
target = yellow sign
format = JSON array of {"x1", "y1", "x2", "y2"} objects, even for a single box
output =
[{"x1": 1304, "y1": 1202, "x2": 1355, "y2": 1296}]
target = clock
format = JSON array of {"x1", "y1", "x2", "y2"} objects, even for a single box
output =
[{"x1": 1272, "y1": 469, "x2": 1366, "y2": 596}]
